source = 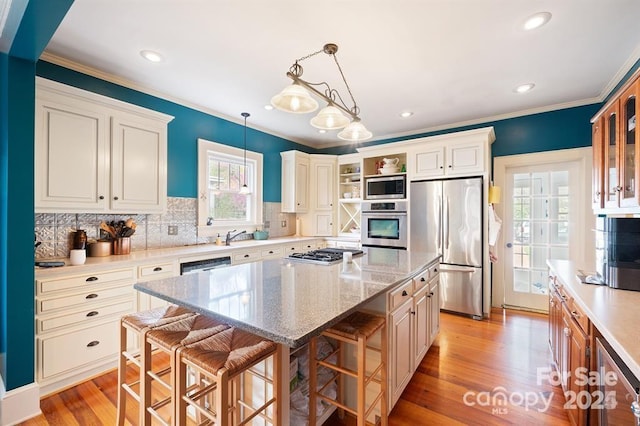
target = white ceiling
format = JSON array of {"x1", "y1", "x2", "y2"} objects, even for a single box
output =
[{"x1": 43, "y1": 0, "x2": 640, "y2": 148}]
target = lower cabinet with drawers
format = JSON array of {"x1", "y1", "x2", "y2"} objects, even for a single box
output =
[{"x1": 35, "y1": 267, "x2": 137, "y2": 395}]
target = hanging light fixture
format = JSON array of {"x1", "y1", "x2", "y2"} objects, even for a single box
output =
[
  {"x1": 271, "y1": 43, "x2": 372, "y2": 142},
  {"x1": 239, "y1": 112, "x2": 251, "y2": 195}
]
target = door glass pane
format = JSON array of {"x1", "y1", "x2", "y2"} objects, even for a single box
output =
[
  {"x1": 511, "y1": 170, "x2": 569, "y2": 298},
  {"x1": 608, "y1": 112, "x2": 618, "y2": 201},
  {"x1": 624, "y1": 95, "x2": 636, "y2": 199}
]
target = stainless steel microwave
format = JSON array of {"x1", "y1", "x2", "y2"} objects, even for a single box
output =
[{"x1": 365, "y1": 175, "x2": 406, "y2": 200}]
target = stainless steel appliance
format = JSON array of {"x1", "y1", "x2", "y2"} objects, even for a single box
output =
[
  {"x1": 596, "y1": 337, "x2": 640, "y2": 425},
  {"x1": 288, "y1": 248, "x2": 364, "y2": 265},
  {"x1": 365, "y1": 175, "x2": 406, "y2": 200},
  {"x1": 410, "y1": 177, "x2": 483, "y2": 319},
  {"x1": 593, "y1": 217, "x2": 640, "y2": 291},
  {"x1": 361, "y1": 201, "x2": 408, "y2": 249},
  {"x1": 180, "y1": 256, "x2": 231, "y2": 274}
]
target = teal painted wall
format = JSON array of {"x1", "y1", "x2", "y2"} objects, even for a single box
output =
[
  {"x1": 0, "y1": 54, "x2": 37, "y2": 390},
  {"x1": 320, "y1": 103, "x2": 602, "y2": 158},
  {"x1": 36, "y1": 62, "x2": 317, "y2": 202}
]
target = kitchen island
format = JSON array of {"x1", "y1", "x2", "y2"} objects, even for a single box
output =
[{"x1": 134, "y1": 247, "x2": 440, "y2": 423}]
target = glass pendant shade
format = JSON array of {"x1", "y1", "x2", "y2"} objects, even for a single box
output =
[
  {"x1": 270, "y1": 84, "x2": 318, "y2": 113},
  {"x1": 337, "y1": 120, "x2": 373, "y2": 142},
  {"x1": 310, "y1": 105, "x2": 350, "y2": 130},
  {"x1": 239, "y1": 184, "x2": 251, "y2": 195}
]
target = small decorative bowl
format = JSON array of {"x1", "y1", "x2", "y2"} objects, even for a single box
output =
[{"x1": 253, "y1": 230, "x2": 269, "y2": 240}]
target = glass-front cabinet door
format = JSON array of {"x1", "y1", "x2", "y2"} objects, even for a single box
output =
[
  {"x1": 620, "y1": 81, "x2": 639, "y2": 207},
  {"x1": 591, "y1": 116, "x2": 604, "y2": 209},
  {"x1": 603, "y1": 101, "x2": 621, "y2": 209}
]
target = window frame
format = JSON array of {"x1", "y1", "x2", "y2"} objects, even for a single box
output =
[{"x1": 197, "y1": 138, "x2": 263, "y2": 237}]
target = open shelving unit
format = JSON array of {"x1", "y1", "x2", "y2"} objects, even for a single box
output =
[{"x1": 337, "y1": 156, "x2": 362, "y2": 237}]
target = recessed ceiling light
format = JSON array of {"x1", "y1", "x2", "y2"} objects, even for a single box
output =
[
  {"x1": 523, "y1": 12, "x2": 551, "y2": 30},
  {"x1": 514, "y1": 83, "x2": 535, "y2": 94},
  {"x1": 400, "y1": 111, "x2": 414, "y2": 118},
  {"x1": 140, "y1": 50, "x2": 163, "y2": 62},
  {"x1": 264, "y1": 105, "x2": 274, "y2": 110},
  {"x1": 318, "y1": 129, "x2": 327, "y2": 134}
]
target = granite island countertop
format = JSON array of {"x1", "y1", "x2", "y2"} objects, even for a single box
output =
[
  {"x1": 135, "y1": 247, "x2": 440, "y2": 347},
  {"x1": 547, "y1": 259, "x2": 640, "y2": 380}
]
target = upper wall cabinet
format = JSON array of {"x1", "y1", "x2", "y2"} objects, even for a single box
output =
[
  {"x1": 35, "y1": 78, "x2": 174, "y2": 214},
  {"x1": 281, "y1": 150, "x2": 309, "y2": 213},
  {"x1": 408, "y1": 139, "x2": 485, "y2": 179},
  {"x1": 592, "y1": 72, "x2": 640, "y2": 213}
]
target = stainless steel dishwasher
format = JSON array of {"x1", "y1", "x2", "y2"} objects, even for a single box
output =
[{"x1": 180, "y1": 256, "x2": 231, "y2": 275}]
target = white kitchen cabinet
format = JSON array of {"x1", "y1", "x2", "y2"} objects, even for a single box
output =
[
  {"x1": 389, "y1": 295, "x2": 414, "y2": 405},
  {"x1": 408, "y1": 139, "x2": 485, "y2": 179},
  {"x1": 413, "y1": 283, "x2": 430, "y2": 368},
  {"x1": 137, "y1": 261, "x2": 177, "y2": 311},
  {"x1": 35, "y1": 267, "x2": 137, "y2": 395},
  {"x1": 308, "y1": 155, "x2": 336, "y2": 236},
  {"x1": 35, "y1": 78, "x2": 173, "y2": 214},
  {"x1": 281, "y1": 150, "x2": 310, "y2": 213},
  {"x1": 428, "y1": 272, "x2": 440, "y2": 346}
]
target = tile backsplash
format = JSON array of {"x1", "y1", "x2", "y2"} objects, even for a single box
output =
[{"x1": 35, "y1": 198, "x2": 296, "y2": 259}]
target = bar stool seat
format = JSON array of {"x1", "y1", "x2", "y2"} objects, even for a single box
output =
[
  {"x1": 309, "y1": 311, "x2": 388, "y2": 426},
  {"x1": 176, "y1": 327, "x2": 279, "y2": 425},
  {"x1": 117, "y1": 305, "x2": 197, "y2": 426},
  {"x1": 143, "y1": 314, "x2": 231, "y2": 425}
]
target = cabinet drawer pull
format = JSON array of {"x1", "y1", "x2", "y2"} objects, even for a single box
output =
[
  {"x1": 420, "y1": 277, "x2": 426, "y2": 282},
  {"x1": 402, "y1": 290, "x2": 408, "y2": 296},
  {"x1": 433, "y1": 268, "x2": 438, "y2": 273},
  {"x1": 86, "y1": 311, "x2": 99, "y2": 317},
  {"x1": 411, "y1": 311, "x2": 416, "y2": 315},
  {"x1": 571, "y1": 310, "x2": 581, "y2": 319},
  {"x1": 429, "y1": 292, "x2": 434, "y2": 296},
  {"x1": 86, "y1": 276, "x2": 99, "y2": 282},
  {"x1": 87, "y1": 340, "x2": 100, "y2": 347},
  {"x1": 153, "y1": 267, "x2": 163, "y2": 272},
  {"x1": 244, "y1": 254, "x2": 250, "y2": 258},
  {"x1": 85, "y1": 293, "x2": 98, "y2": 299},
  {"x1": 268, "y1": 251, "x2": 274, "y2": 254}
]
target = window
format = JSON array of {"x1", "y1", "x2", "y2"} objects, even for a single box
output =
[{"x1": 198, "y1": 139, "x2": 263, "y2": 236}]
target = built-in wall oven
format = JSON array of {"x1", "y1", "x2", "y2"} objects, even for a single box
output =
[
  {"x1": 361, "y1": 200, "x2": 407, "y2": 249},
  {"x1": 596, "y1": 337, "x2": 640, "y2": 425}
]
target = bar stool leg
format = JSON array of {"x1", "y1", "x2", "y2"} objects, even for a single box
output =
[
  {"x1": 357, "y1": 334, "x2": 366, "y2": 426},
  {"x1": 116, "y1": 319, "x2": 128, "y2": 426},
  {"x1": 308, "y1": 337, "x2": 318, "y2": 425}
]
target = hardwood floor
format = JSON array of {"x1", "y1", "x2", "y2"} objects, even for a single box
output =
[{"x1": 20, "y1": 309, "x2": 570, "y2": 425}]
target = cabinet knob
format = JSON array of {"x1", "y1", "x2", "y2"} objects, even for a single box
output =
[
  {"x1": 99, "y1": 195, "x2": 105, "y2": 200},
  {"x1": 402, "y1": 290, "x2": 408, "y2": 296},
  {"x1": 153, "y1": 267, "x2": 163, "y2": 272},
  {"x1": 411, "y1": 311, "x2": 416, "y2": 315},
  {"x1": 420, "y1": 277, "x2": 426, "y2": 282},
  {"x1": 439, "y1": 166, "x2": 443, "y2": 169},
  {"x1": 87, "y1": 340, "x2": 100, "y2": 347},
  {"x1": 113, "y1": 196, "x2": 119, "y2": 200},
  {"x1": 595, "y1": 191, "x2": 601, "y2": 196},
  {"x1": 86, "y1": 311, "x2": 99, "y2": 317},
  {"x1": 448, "y1": 165, "x2": 452, "y2": 168},
  {"x1": 429, "y1": 292, "x2": 434, "y2": 296},
  {"x1": 571, "y1": 310, "x2": 581, "y2": 319}
]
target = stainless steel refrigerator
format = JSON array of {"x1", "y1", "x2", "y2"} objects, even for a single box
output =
[{"x1": 410, "y1": 177, "x2": 483, "y2": 319}]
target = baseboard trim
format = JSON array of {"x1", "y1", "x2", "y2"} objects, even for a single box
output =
[{"x1": 0, "y1": 382, "x2": 41, "y2": 425}]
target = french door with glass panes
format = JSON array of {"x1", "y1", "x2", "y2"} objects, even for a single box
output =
[{"x1": 504, "y1": 161, "x2": 580, "y2": 311}]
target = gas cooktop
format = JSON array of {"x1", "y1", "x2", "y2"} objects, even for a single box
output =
[{"x1": 288, "y1": 248, "x2": 364, "y2": 265}]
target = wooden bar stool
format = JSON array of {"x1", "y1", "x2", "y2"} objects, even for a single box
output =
[
  {"x1": 117, "y1": 305, "x2": 197, "y2": 426},
  {"x1": 142, "y1": 314, "x2": 231, "y2": 425},
  {"x1": 175, "y1": 327, "x2": 279, "y2": 425},
  {"x1": 308, "y1": 311, "x2": 388, "y2": 426}
]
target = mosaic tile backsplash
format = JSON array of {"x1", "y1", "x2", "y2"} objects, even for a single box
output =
[{"x1": 35, "y1": 198, "x2": 296, "y2": 259}]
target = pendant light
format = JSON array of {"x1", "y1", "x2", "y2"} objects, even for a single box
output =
[{"x1": 239, "y1": 112, "x2": 251, "y2": 195}]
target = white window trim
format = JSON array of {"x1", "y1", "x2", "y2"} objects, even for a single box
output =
[{"x1": 197, "y1": 138, "x2": 263, "y2": 237}]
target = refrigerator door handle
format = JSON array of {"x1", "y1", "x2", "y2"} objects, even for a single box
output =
[
  {"x1": 439, "y1": 265, "x2": 478, "y2": 273},
  {"x1": 444, "y1": 197, "x2": 450, "y2": 250},
  {"x1": 437, "y1": 197, "x2": 442, "y2": 251}
]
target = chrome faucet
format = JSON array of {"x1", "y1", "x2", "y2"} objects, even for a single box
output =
[{"x1": 225, "y1": 229, "x2": 246, "y2": 246}]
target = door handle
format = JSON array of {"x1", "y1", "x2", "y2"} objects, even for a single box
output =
[{"x1": 444, "y1": 197, "x2": 450, "y2": 250}]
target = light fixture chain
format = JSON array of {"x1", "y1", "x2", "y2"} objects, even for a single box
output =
[
  {"x1": 295, "y1": 48, "x2": 324, "y2": 63},
  {"x1": 332, "y1": 54, "x2": 359, "y2": 116}
]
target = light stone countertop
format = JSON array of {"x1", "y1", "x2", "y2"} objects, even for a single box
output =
[
  {"x1": 35, "y1": 236, "x2": 320, "y2": 279},
  {"x1": 547, "y1": 259, "x2": 640, "y2": 380},
  {"x1": 135, "y1": 247, "x2": 440, "y2": 347}
]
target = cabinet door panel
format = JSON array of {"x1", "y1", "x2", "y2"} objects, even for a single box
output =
[
  {"x1": 314, "y1": 161, "x2": 334, "y2": 210},
  {"x1": 620, "y1": 82, "x2": 639, "y2": 208},
  {"x1": 428, "y1": 278, "x2": 440, "y2": 345},
  {"x1": 413, "y1": 287, "x2": 429, "y2": 366},
  {"x1": 447, "y1": 141, "x2": 483, "y2": 175},
  {"x1": 390, "y1": 299, "x2": 413, "y2": 406},
  {"x1": 111, "y1": 116, "x2": 166, "y2": 212},
  {"x1": 35, "y1": 102, "x2": 108, "y2": 211},
  {"x1": 603, "y1": 102, "x2": 621, "y2": 208},
  {"x1": 412, "y1": 147, "x2": 445, "y2": 178},
  {"x1": 592, "y1": 118, "x2": 605, "y2": 209}
]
